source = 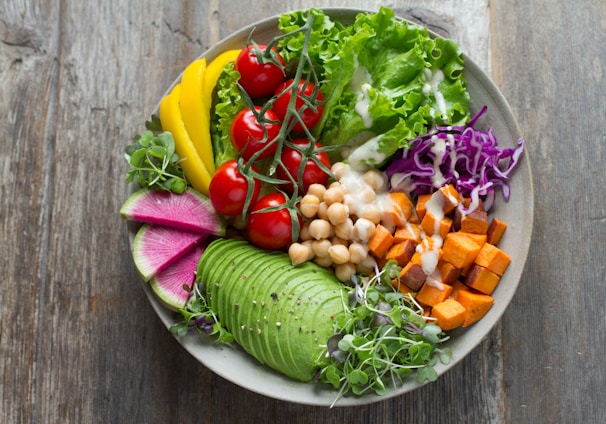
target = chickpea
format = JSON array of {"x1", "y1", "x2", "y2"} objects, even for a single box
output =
[
  {"x1": 308, "y1": 219, "x2": 332, "y2": 240},
  {"x1": 356, "y1": 255, "x2": 376, "y2": 275},
  {"x1": 302, "y1": 240, "x2": 315, "y2": 259},
  {"x1": 300, "y1": 194, "x2": 320, "y2": 218},
  {"x1": 348, "y1": 242, "x2": 368, "y2": 264},
  {"x1": 331, "y1": 162, "x2": 350, "y2": 180},
  {"x1": 288, "y1": 243, "x2": 312, "y2": 266},
  {"x1": 307, "y1": 183, "x2": 326, "y2": 201},
  {"x1": 335, "y1": 263, "x2": 357, "y2": 283},
  {"x1": 353, "y1": 218, "x2": 376, "y2": 241},
  {"x1": 359, "y1": 188, "x2": 376, "y2": 203},
  {"x1": 328, "y1": 244, "x2": 350, "y2": 264},
  {"x1": 356, "y1": 262, "x2": 375, "y2": 275},
  {"x1": 312, "y1": 239, "x2": 332, "y2": 257},
  {"x1": 334, "y1": 218, "x2": 354, "y2": 240},
  {"x1": 314, "y1": 255, "x2": 333, "y2": 268},
  {"x1": 331, "y1": 236, "x2": 349, "y2": 246},
  {"x1": 299, "y1": 222, "x2": 311, "y2": 241},
  {"x1": 317, "y1": 202, "x2": 329, "y2": 220},
  {"x1": 327, "y1": 202, "x2": 348, "y2": 225},
  {"x1": 360, "y1": 203, "x2": 382, "y2": 224},
  {"x1": 323, "y1": 185, "x2": 345, "y2": 205},
  {"x1": 363, "y1": 169, "x2": 387, "y2": 192}
]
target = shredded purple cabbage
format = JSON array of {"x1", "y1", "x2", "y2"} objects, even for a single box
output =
[{"x1": 385, "y1": 106, "x2": 525, "y2": 211}]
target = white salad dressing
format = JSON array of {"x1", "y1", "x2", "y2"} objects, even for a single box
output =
[
  {"x1": 347, "y1": 135, "x2": 388, "y2": 171},
  {"x1": 447, "y1": 133, "x2": 459, "y2": 179},
  {"x1": 416, "y1": 190, "x2": 445, "y2": 277},
  {"x1": 355, "y1": 83, "x2": 374, "y2": 128},
  {"x1": 423, "y1": 68, "x2": 448, "y2": 122},
  {"x1": 430, "y1": 135, "x2": 447, "y2": 187},
  {"x1": 350, "y1": 60, "x2": 374, "y2": 128},
  {"x1": 338, "y1": 165, "x2": 398, "y2": 233}
]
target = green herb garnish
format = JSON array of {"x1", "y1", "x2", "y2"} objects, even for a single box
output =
[
  {"x1": 170, "y1": 282, "x2": 234, "y2": 343},
  {"x1": 319, "y1": 262, "x2": 452, "y2": 404},
  {"x1": 125, "y1": 124, "x2": 188, "y2": 194}
]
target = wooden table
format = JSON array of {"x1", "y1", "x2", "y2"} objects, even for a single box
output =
[{"x1": 1, "y1": 0, "x2": 604, "y2": 422}]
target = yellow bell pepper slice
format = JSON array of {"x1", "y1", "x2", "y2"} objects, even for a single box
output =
[
  {"x1": 159, "y1": 83, "x2": 212, "y2": 196},
  {"x1": 202, "y1": 49, "x2": 241, "y2": 112},
  {"x1": 179, "y1": 58, "x2": 216, "y2": 174}
]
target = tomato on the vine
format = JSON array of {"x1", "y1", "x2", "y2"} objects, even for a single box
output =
[
  {"x1": 276, "y1": 139, "x2": 331, "y2": 194},
  {"x1": 272, "y1": 79, "x2": 324, "y2": 132},
  {"x1": 230, "y1": 106, "x2": 281, "y2": 160},
  {"x1": 235, "y1": 44, "x2": 285, "y2": 99},
  {"x1": 209, "y1": 159, "x2": 261, "y2": 216},
  {"x1": 247, "y1": 192, "x2": 300, "y2": 250}
]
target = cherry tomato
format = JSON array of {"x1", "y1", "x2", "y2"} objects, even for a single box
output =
[
  {"x1": 230, "y1": 106, "x2": 281, "y2": 161},
  {"x1": 235, "y1": 44, "x2": 285, "y2": 98},
  {"x1": 209, "y1": 159, "x2": 261, "y2": 216},
  {"x1": 247, "y1": 192, "x2": 300, "y2": 250},
  {"x1": 276, "y1": 139, "x2": 331, "y2": 194},
  {"x1": 272, "y1": 79, "x2": 324, "y2": 132}
]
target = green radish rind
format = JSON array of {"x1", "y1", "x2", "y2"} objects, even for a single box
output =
[{"x1": 197, "y1": 238, "x2": 348, "y2": 383}]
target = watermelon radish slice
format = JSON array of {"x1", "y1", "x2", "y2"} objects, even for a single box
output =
[
  {"x1": 149, "y1": 245, "x2": 204, "y2": 311},
  {"x1": 133, "y1": 224, "x2": 207, "y2": 281},
  {"x1": 120, "y1": 187, "x2": 225, "y2": 235}
]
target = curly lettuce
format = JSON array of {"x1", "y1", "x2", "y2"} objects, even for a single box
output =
[
  {"x1": 210, "y1": 62, "x2": 246, "y2": 168},
  {"x1": 279, "y1": 7, "x2": 471, "y2": 168}
]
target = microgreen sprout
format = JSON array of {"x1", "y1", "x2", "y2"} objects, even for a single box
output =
[
  {"x1": 318, "y1": 262, "x2": 452, "y2": 404},
  {"x1": 125, "y1": 120, "x2": 188, "y2": 194},
  {"x1": 170, "y1": 282, "x2": 234, "y2": 343}
]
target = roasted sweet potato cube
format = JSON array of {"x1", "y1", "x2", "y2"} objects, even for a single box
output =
[
  {"x1": 441, "y1": 232, "x2": 482, "y2": 268},
  {"x1": 460, "y1": 209, "x2": 489, "y2": 234},
  {"x1": 458, "y1": 232, "x2": 487, "y2": 247},
  {"x1": 393, "y1": 224, "x2": 421, "y2": 243},
  {"x1": 438, "y1": 260, "x2": 461, "y2": 284},
  {"x1": 367, "y1": 224, "x2": 394, "y2": 258},
  {"x1": 398, "y1": 262, "x2": 426, "y2": 291},
  {"x1": 454, "y1": 199, "x2": 485, "y2": 230},
  {"x1": 465, "y1": 264, "x2": 501, "y2": 295},
  {"x1": 415, "y1": 280, "x2": 453, "y2": 307},
  {"x1": 385, "y1": 239, "x2": 417, "y2": 267},
  {"x1": 487, "y1": 218, "x2": 507, "y2": 245},
  {"x1": 434, "y1": 184, "x2": 461, "y2": 214},
  {"x1": 461, "y1": 197, "x2": 485, "y2": 212},
  {"x1": 415, "y1": 194, "x2": 432, "y2": 221},
  {"x1": 474, "y1": 243, "x2": 511, "y2": 276},
  {"x1": 420, "y1": 212, "x2": 453, "y2": 239},
  {"x1": 390, "y1": 192, "x2": 414, "y2": 222},
  {"x1": 455, "y1": 289, "x2": 494, "y2": 327},
  {"x1": 450, "y1": 279, "x2": 471, "y2": 299},
  {"x1": 392, "y1": 279, "x2": 414, "y2": 295},
  {"x1": 410, "y1": 251, "x2": 422, "y2": 266},
  {"x1": 431, "y1": 298, "x2": 466, "y2": 330}
]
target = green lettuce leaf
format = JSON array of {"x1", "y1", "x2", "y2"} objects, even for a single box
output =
[
  {"x1": 210, "y1": 62, "x2": 246, "y2": 168},
  {"x1": 277, "y1": 8, "x2": 346, "y2": 79},
  {"x1": 284, "y1": 7, "x2": 471, "y2": 168}
]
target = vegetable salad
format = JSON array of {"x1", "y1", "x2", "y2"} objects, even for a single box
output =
[{"x1": 122, "y1": 7, "x2": 525, "y2": 401}]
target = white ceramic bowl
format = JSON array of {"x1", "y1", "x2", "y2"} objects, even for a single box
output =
[{"x1": 129, "y1": 8, "x2": 533, "y2": 407}]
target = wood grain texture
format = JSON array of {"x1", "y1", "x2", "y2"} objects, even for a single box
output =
[
  {"x1": 0, "y1": 0, "x2": 604, "y2": 422},
  {"x1": 491, "y1": 0, "x2": 606, "y2": 422}
]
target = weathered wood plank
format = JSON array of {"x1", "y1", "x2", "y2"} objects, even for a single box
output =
[
  {"x1": 3, "y1": 0, "x2": 604, "y2": 422},
  {"x1": 491, "y1": 0, "x2": 606, "y2": 422}
]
